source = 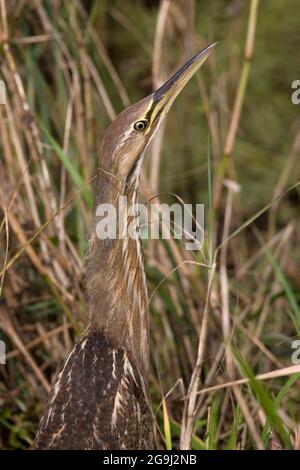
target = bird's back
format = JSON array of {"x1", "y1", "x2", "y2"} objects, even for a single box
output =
[{"x1": 34, "y1": 329, "x2": 155, "y2": 449}]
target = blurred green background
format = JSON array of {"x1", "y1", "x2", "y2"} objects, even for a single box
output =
[{"x1": 93, "y1": 0, "x2": 300, "y2": 210}]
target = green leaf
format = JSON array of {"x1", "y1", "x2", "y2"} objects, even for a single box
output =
[
  {"x1": 233, "y1": 348, "x2": 292, "y2": 449},
  {"x1": 40, "y1": 123, "x2": 93, "y2": 208}
]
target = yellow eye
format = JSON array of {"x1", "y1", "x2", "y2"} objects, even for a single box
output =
[{"x1": 134, "y1": 119, "x2": 149, "y2": 131}]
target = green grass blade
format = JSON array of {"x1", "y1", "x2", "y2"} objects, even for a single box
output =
[
  {"x1": 40, "y1": 123, "x2": 93, "y2": 208},
  {"x1": 233, "y1": 348, "x2": 292, "y2": 449}
]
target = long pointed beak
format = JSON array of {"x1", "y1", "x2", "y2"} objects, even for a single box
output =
[{"x1": 148, "y1": 42, "x2": 217, "y2": 126}]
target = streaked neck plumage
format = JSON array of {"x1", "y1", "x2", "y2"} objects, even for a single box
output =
[{"x1": 83, "y1": 148, "x2": 149, "y2": 373}]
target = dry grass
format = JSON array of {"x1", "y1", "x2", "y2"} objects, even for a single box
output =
[{"x1": 0, "y1": 0, "x2": 300, "y2": 450}]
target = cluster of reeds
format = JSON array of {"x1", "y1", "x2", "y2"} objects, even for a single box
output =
[{"x1": 0, "y1": 0, "x2": 300, "y2": 449}]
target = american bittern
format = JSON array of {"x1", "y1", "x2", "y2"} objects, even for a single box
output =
[{"x1": 35, "y1": 43, "x2": 216, "y2": 450}]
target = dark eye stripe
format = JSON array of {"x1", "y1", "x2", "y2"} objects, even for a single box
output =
[{"x1": 145, "y1": 106, "x2": 163, "y2": 126}]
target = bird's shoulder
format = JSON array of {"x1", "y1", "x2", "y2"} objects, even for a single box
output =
[{"x1": 34, "y1": 329, "x2": 154, "y2": 449}]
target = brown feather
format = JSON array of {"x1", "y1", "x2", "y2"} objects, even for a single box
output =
[{"x1": 35, "y1": 329, "x2": 155, "y2": 449}]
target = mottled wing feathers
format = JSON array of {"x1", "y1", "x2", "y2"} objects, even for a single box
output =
[{"x1": 34, "y1": 330, "x2": 154, "y2": 449}]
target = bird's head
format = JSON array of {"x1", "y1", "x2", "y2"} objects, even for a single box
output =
[{"x1": 99, "y1": 43, "x2": 217, "y2": 188}]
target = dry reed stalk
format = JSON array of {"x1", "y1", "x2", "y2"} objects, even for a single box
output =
[
  {"x1": 149, "y1": 0, "x2": 171, "y2": 193},
  {"x1": 197, "y1": 364, "x2": 300, "y2": 396},
  {"x1": 180, "y1": 262, "x2": 216, "y2": 449},
  {"x1": 6, "y1": 323, "x2": 70, "y2": 360},
  {"x1": 0, "y1": 309, "x2": 51, "y2": 393}
]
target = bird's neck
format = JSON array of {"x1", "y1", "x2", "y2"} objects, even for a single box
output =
[{"x1": 83, "y1": 169, "x2": 149, "y2": 373}]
